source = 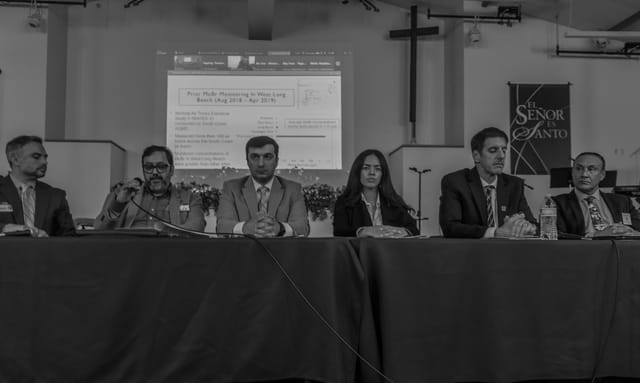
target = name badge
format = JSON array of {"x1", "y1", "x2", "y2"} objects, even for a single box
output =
[
  {"x1": 622, "y1": 212, "x2": 632, "y2": 225},
  {"x1": 0, "y1": 202, "x2": 13, "y2": 213},
  {"x1": 179, "y1": 204, "x2": 190, "y2": 212}
]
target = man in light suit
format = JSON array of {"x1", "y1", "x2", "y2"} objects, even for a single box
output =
[
  {"x1": 0, "y1": 135, "x2": 75, "y2": 237},
  {"x1": 94, "y1": 145, "x2": 205, "y2": 231},
  {"x1": 216, "y1": 136, "x2": 309, "y2": 237},
  {"x1": 439, "y1": 127, "x2": 537, "y2": 238},
  {"x1": 553, "y1": 151, "x2": 640, "y2": 237}
]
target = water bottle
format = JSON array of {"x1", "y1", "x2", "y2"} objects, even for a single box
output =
[{"x1": 539, "y1": 195, "x2": 558, "y2": 240}]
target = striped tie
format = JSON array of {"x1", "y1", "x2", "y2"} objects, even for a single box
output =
[
  {"x1": 485, "y1": 185, "x2": 495, "y2": 228},
  {"x1": 20, "y1": 185, "x2": 36, "y2": 228},
  {"x1": 258, "y1": 186, "x2": 269, "y2": 215}
]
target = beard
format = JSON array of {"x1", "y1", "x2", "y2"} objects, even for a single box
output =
[
  {"x1": 26, "y1": 166, "x2": 47, "y2": 179},
  {"x1": 146, "y1": 177, "x2": 169, "y2": 195}
]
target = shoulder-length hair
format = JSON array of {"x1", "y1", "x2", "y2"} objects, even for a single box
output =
[{"x1": 340, "y1": 149, "x2": 411, "y2": 210}]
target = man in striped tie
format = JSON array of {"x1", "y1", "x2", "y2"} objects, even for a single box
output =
[
  {"x1": 0, "y1": 135, "x2": 75, "y2": 237},
  {"x1": 216, "y1": 136, "x2": 309, "y2": 237},
  {"x1": 439, "y1": 127, "x2": 537, "y2": 238}
]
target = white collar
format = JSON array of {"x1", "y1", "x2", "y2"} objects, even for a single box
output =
[
  {"x1": 252, "y1": 177, "x2": 274, "y2": 192},
  {"x1": 9, "y1": 172, "x2": 36, "y2": 191},
  {"x1": 480, "y1": 177, "x2": 497, "y2": 189},
  {"x1": 361, "y1": 192, "x2": 380, "y2": 207},
  {"x1": 574, "y1": 188, "x2": 602, "y2": 202}
]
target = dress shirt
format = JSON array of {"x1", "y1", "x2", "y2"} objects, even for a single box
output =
[
  {"x1": 574, "y1": 188, "x2": 614, "y2": 236},
  {"x1": 9, "y1": 173, "x2": 36, "y2": 227},
  {"x1": 361, "y1": 193, "x2": 383, "y2": 226},
  {"x1": 355, "y1": 193, "x2": 383, "y2": 237},
  {"x1": 481, "y1": 177, "x2": 498, "y2": 238},
  {"x1": 130, "y1": 191, "x2": 171, "y2": 228}
]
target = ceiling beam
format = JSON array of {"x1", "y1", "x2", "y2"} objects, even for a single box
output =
[
  {"x1": 0, "y1": 0, "x2": 86, "y2": 5},
  {"x1": 248, "y1": 0, "x2": 274, "y2": 40},
  {"x1": 609, "y1": 10, "x2": 640, "y2": 31}
]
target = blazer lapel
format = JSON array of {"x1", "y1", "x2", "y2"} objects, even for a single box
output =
[
  {"x1": 496, "y1": 175, "x2": 509, "y2": 226},
  {"x1": 569, "y1": 191, "x2": 587, "y2": 234},
  {"x1": 601, "y1": 192, "x2": 622, "y2": 223},
  {"x1": 123, "y1": 193, "x2": 142, "y2": 228},
  {"x1": 0, "y1": 177, "x2": 23, "y2": 224},
  {"x1": 467, "y1": 168, "x2": 488, "y2": 225},
  {"x1": 168, "y1": 185, "x2": 181, "y2": 225},
  {"x1": 267, "y1": 177, "x2": 284, "y2": 217},
  {"x1": 34, "y1": 182, "x2": 49, "y2": 229},
  {"x1": 242, "y1": 177, "x2": 259, "y2": 218}
]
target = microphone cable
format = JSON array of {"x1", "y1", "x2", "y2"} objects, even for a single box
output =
[
  {"x1": 129, "y1": 197, "x2": 395, "y2": 383},
  {"x1": 590, "y1": 239, "x2": 621, "y2": 383}
]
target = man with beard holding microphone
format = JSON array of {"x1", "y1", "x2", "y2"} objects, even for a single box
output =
[
  {"x1": 95, "y1": 145, "x2": 205, "y2": 231},
  {"x1": 439, "y1": 127, "x2": 537, "y2": 238}
]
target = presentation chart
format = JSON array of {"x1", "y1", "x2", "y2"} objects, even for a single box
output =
[{"x1": 167, "y1": 72, "x2": 342, "y2": 169}]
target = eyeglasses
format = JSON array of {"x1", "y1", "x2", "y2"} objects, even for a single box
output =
[{"x1": 142, "y1": 162, "x2": 171, "y2": 174}]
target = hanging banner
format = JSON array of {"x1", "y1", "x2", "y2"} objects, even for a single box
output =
[{"x1": 509, "y1": 83, "x2": 571, "y2": 175}]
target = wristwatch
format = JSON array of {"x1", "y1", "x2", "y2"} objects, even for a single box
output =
[{"x1": 277, "y1": 221, "x2": 286, "y2": 237}]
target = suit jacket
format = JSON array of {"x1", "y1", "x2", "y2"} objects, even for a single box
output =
[
  {"x1": 94, "y1": 185, "x2": 205, "y2": 231},
  {"x1": 216, "y1": 176, "x2": 310, "y2": 236},
  {"x1": 0, "y1": 176, "x2": 75, "y2": 236},
  {"x1": 332, "y1": 195, "x2": 419, "y2": 237},
  {"x1": 439, "y1": 167, "x2": 536, "y2": 238},
  {"x1": 553, "y1": 190, "x2": 640, "y2": 236}
]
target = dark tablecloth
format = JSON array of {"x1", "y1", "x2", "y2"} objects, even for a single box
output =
[
  {"x1": 356, "y1": 238, "x2": 640, "y2": 383},
  {"x1": 0, "y1": 237, "x2": 365, "y2": 383}
]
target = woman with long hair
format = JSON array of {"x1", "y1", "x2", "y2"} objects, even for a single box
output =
[{"x1": 333, "y1": 149, "x2": 418, "y2": 237}]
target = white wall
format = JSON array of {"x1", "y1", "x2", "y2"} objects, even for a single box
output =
[
  {"x1": 0, "y1": 7, "x2": 48, "y2": 175},
  {"x1": 45, "y1": 141, "x2": 125, "y2": 219},
  {"x1": 463, "y1": 16, "x2": 640, "y2": 216},
  {"x1": 65, "y1": 0, "x2": 446, "y2": 182}
]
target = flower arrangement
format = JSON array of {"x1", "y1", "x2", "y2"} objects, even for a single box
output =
[
  {"x1": 303, "y1": 183, "x2": 343, "y2": 221},
  {"x1": 176, "y1": 181, "x2": 221, "y2": 214}
]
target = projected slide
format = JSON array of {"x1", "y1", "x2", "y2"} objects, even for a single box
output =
[{"x1": 167, "y1": 55, "x2": 342, "y2": 170}]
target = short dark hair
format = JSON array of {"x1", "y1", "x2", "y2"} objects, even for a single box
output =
[
  {"x1": 141, "y1": 145, "x2": 174, "y2": 167},
  {"x1": 245, "y1": 136, "x2": 279, "y2": 158},
  {"x1": 574, "y1": 152, "x2": 606, "y2": 170},
  {"x1": 6, "y1": 135, "x2": 43, "y2": 166},
  {"x1": 470, "y1": 127, "x2": 508, "y2": 153}
]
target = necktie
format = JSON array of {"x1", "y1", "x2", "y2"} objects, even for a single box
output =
[
  {"x1": 20, "y1": 185, "x2": 35, "y2": 228},
  {"x1": 585, "y1": 196, "x2": 606, "y2": 231},
  {"x1": 258, "y1": 186, "x2": 269, "y2": 215},
  {"x1": 485, "y1": 185, "x2": 495, "y2": 228}
]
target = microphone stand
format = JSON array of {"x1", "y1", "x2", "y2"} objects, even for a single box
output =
[{"x1": 408, "y1": 167, "x2": 431, "y2": 232}]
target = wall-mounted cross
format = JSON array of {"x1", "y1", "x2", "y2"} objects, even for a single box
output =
[{"x1": 389, "y1": 5, "x2": 439, "y2": 144}]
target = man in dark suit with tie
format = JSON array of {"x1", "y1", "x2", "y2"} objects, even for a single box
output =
[
  {"x1": 0, "y1": 135, "x2": 75, "y2": 237},
  {"x1": 553, "y1": 152, "x2": 640, "y2": 237},
  {"x1": 439, "y1": 127, "x2": 537, "y2": 238},
  {"x1": 216, "y1": 136, "x2": 309, "y2": 237}
]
